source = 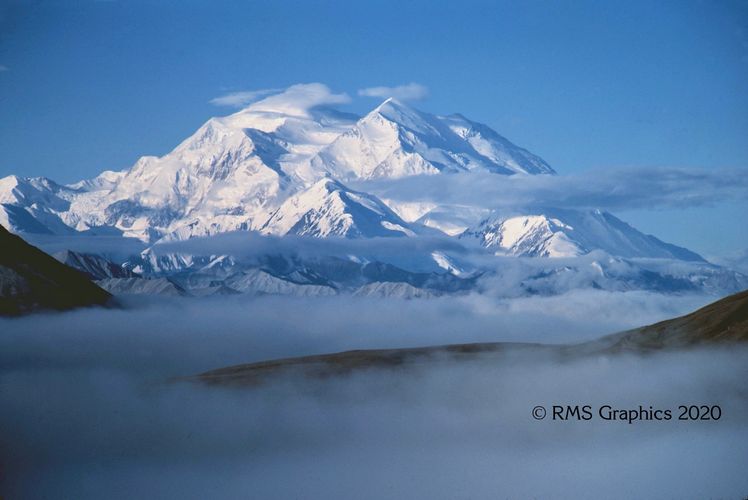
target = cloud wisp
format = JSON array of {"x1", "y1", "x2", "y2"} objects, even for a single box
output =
[
  {"x1": 210, "y1": 83, "x2": 351, "y2": 113},
  {"x1": 358, "y1": 82, "x2": 429, "y2": 101},
  {"x1": 208, "y1": 88, "x2": 282, "y2": 107}
]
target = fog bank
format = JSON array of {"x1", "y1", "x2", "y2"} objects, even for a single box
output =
[{"x1": 1, "y1": 290, "x2": 746, "y2": 499}]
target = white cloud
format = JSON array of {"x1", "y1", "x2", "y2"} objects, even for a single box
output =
[
  {"x1": 210, "y1": 83, "x2": 351, "y2": 114},
  {"x1": 358, "y1": 82, "x2": 429, "y2": 101},
  {"x1": 249, "y1": 83, "x2": 351, "y2": 114},
  {"x1": 208, "y1": 88, "x2": 281, "y2": 107}
]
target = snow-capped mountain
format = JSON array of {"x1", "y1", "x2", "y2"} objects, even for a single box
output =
[
  {"x1": 51, "y1": 85, "x2": 361, "y2": 242},
  {"x1": 310, "y1": 98, "x2": 554, "y2": 180},
  {"x1": 260, "y1": 178, "x2": 415, "y2": 238},
  {"x1": 67, "y1": 170, "x2": 126, "y2": 192},
  {"x1": 0, "y1": 86, "x2": 555, "y2": 245},
  {"x1": 0, "y1": 176, "x2": 76, "y2": 234},
  {"x1": 462, "y1": 209, "x2": 705, "y2": 261},
  {"x1": 2, "y1": 83, "x2": 738, "y2": 301},
  {"x1": 0, "y1": 203, "x2": 54, "y2": 234},
  {"x1": 0, "y1": 175, "x2": 72, "y2": 210},
  {"x1": 73, "y1": 246, "x2": 747, "y2": 299},
  {"x1": 478, "y1": 251, "x2": 746, "y2": 297}
]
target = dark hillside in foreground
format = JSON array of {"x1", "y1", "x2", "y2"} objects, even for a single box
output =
[{"x1": 0, "y1": 224, "x2": 112, "y2": 316}]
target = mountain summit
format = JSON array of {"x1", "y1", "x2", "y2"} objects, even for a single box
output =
[{"x1": 311, "y1": 98, "x2": 554, "y2": 180}]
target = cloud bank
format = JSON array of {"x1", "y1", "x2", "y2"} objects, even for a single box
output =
[
  {"x1": 354, "y1": 167, "x2": 748, "y2": 213},
  {"x1": 1, "y1": 291, "x2": 746, "y2": 499}
]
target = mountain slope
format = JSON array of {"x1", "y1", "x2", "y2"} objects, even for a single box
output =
[
  {"x1": 53, "y1": 250, "x2": 137, "y2": 280},
  {"x1": 462, "y1": 209, "x2": 705, "y2": 261},
  {"x1": 0, "y1": 203, "x2": 54, "y2": 234},
  {"x1": 310, "y1": 98, "x2": 554, "y2": 180},
  {"x1": 261, "y1": 178, "x2": 416, "y2": 238},
  {"x1": 0, "y1": 225, "x2": 112, "y2": 315},
  {"x1": 224, "y1": 269, "x2": 337, "y2": 296},
  {"x1": 66, "y1": 120, "x2": 291, "y2": 242},
  {"x1": 57, "y1": 88, "x2": 358, "y2": 243},
  {"x1": 605, "y1": 288, "x2": 748, "y2": 349},
  {"x1": 96, "y1": 277, "x2": 186, "y2": 297},
  {"x1": 0, "y1": 176, "x2": 76, "y2": 234}
]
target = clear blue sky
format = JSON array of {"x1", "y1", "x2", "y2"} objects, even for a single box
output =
[{"x1": 0, "y1": 0, "x2": 746, "y2": 255}]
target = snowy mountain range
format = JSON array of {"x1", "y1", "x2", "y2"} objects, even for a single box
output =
[
  {"x1": 1, "y1": 84, "x2": 744, "y2": 298},
  {"x1": 0, "y1": 86, "x2": 556, "y2": 244}
]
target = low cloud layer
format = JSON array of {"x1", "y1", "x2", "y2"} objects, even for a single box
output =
[
  {"x1": 354, "y1": 167, "x2": 748, "y2": 213},
  {"x1": 151, "y1": 231, "x2": 468, "y2": 273},
  {"x1": 0, "y1": 290, "x2": 746, "y2": 499},
  {"x1": 358, "y1": 82, "x2": 429, "y2": 101}
]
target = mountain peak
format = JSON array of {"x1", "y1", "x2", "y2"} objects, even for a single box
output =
[
  {"x1": 374, "y1": 96, "x2": 405, "y2": 111},
  {"x1": 463, "y1": 209, "x2": 705, "y2": 261},
  {"x1": 311, "y1": 97, "x2": 554, "y2": 180},
  {"x1": 261, "y1": 177, "x2": 414, "y2": 239},
  {"x1": 310, "y1": 176, "x2": 345, "y2": 191},
  {"x1": 369, "y1": 97, "x2": 433, "y2": 132},
  {"x1": 0, "y1": 174, "x2": 21, "y2": 187}
]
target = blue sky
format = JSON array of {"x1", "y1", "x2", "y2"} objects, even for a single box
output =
[{"x1": 0, "y1": 0, "x2": 746, "y2": 255}]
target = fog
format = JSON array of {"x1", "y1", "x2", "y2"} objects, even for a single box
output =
[{"x1": 1, "y1": 291, "x2": 747, "y2": 499}]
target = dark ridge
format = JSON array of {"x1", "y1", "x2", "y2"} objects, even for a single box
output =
[
  {"x1": 0, "y1": 224, "x2": 113, "y2": 316},
  {"x1": 603, "y1": 288, "x2": 748, "y2": 350},
  {"x1": 185, "y1": 289, "x2": 748, "y2": 386}
]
